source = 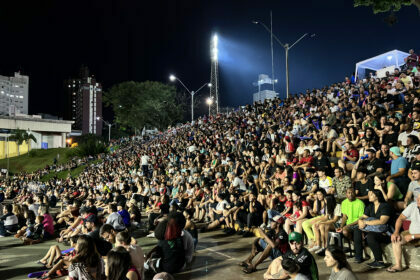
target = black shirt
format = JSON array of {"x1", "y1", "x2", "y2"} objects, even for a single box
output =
[
  {"x1": 283, "y1": 248, "x2": 319, "y2": 280},
  {"x1": 313, "y1": 155, "x2": 332, "y2": 175},
  {"x1": 362, "y1": 158, "x2": 384, "y2": 176},
  {"x1": 355, "y1": 178, "x2": 374, "y2": 203},
  {"x1": 244, "y1": 200, "x2": 264, "y2": 214},
  {"x1": 383, "y1": 133, "x2": 398, "y2": 147},
  {"x1": 364, "y1": 202, "x2": 393, "y2": 225}
]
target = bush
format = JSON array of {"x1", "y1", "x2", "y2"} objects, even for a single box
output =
[{"x1": 75, "y1": 138, "x2": 108, "y2": 157}]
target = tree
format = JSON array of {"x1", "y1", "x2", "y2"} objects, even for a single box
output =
[
  {"x1": 104, "y1": 81, "x2": 183, "y2": 131},
  {"x1": 354, "y1": 0, "x2": 420, "y2": 14},
  {"x1": 9, "y1": 129, "x2": 37, "y2": 156}
]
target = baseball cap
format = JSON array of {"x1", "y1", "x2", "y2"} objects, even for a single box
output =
[
  {"x1": 390, "y1": 146, "x2": 401, "y2": 156},
  {"x1": 288, "y1": 232, "x2": 302, "y2": 243}
]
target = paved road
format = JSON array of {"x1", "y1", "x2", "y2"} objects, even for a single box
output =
[{"x1": 1, "y1": 229, "x2": 420, "y2": 280}]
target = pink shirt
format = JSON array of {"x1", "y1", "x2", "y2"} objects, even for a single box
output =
[{"x1": 43, "y1": 214, "x2": 54, "y2": 235}]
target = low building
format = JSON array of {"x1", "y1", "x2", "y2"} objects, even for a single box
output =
[{"x1": 0, "y1": 115, "x2": 73, "y2": 158}]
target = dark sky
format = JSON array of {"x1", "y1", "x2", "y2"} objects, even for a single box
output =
[{"x1": 1, "y1": 0, "x2": 419, "y2": 118}]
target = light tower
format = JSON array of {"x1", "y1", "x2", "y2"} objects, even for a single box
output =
[{"x1": 209, "y1": 34, "x2": 219, "y2": 116}]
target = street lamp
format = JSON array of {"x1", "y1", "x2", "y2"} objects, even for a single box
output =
[
  {"x1": 206, "y1": 97, "x2": 213, "y2": 116},
  {"x1": 96, "y1": 116, "x2": 113, "y2": 143},
  {"x1": 169, "y1": 75, "x2": 212, "y2": 122},
  {"x1": 253, "y1": 20, "x2": 315, "y2": 98}
]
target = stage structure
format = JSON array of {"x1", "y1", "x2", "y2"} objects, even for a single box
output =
[{"x1": 209, "y1": 34, "x2": 219, "y2": 116}]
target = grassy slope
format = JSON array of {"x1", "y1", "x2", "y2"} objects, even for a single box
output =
[{"x1": 0, "y1": 148, "x2": 71, "y2": 174}]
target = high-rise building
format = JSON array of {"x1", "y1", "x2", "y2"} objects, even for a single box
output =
[
  {"x1": 0, "y1": 72, "x2": 29, "y2": 115},
  {"x1": 64, "y1": 67, "x2": 102, "y2": 135}
]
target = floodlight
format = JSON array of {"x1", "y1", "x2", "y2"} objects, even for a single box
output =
[
  {"x1": 169, "y1": 74, "x2": 176, "y2": 82},
  {"x1": 213, "y1": 34, "x2": 218, "y2": 46},
  {"x1": 252, "y1": 20, "x2": 259, "y2": 24},
  {"x1": 206, "y1": 97, "x2": 213, "y2": 105},
  {"x1": 387, "y1": 55, "x2": 393, "y2": 60},
  {"x1": 208, "y1": 83, "x2": 212, "y2": 87}
]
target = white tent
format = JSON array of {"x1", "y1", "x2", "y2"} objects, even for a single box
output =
[{"x1": 355, "y1": 49, "x2": 410, "y2": 80}]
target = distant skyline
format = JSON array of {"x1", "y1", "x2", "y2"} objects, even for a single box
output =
[{"x1": 1, "y1": 0, "x2": 419, "y2": 119}]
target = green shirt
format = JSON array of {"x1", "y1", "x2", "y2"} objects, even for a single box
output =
[{"x1": 341, "y1": 198, "x2": 365, "y2": 225}]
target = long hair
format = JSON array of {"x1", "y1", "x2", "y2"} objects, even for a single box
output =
[
  {"x1": 71, "y1": 235, "x2": 101, "y2": 268},
  {"x1": 371, "y1": 189, "x2": 386, "y2": 203},
  {"x1": 106, "y1": 246, "x2": 131, "y2": 280},
  {"x1": 326, "y1": 246, "x2": 352, "y2": 271},
  {"x1": 325, "y1": 195, "x2": 336, "y2": 217}
]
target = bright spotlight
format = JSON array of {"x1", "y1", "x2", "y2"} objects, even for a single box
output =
[
  {"x1": 169, "y1": 74, "x2": 176, "y2": 82},
  {"x1": 96, "y1": 116, "x2": 100, "y2": 120},
  {"x1": 387, "y1": 55, "x2": 393, "y2": 60},
  {"x1": 206, "y1": 97, "x2": 213, "y2": 105},
  {"x1": 213, "y1": 34, "x2": 218, "y2": 46},
  {"x1": 208, "y1": 83, "x2": 212, "y2": 87}
]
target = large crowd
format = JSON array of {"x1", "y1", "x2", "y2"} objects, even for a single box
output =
[{"x1": 1, "y1": 50, "x2": 420, "y2": 280}]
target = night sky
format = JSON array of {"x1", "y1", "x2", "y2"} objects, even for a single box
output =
[{"x1": 1, "y1": 0, "x2": 420, "y2": 119}]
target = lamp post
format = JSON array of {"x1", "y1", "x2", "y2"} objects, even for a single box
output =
[
  {"x1": 206, "y1": 97, "x2": 213, "y2": 116},
  {"x1": 96, "y1": 117, "x2": 113, "y2": 143},
  {"x1": 169, "y1": 75, "x2": 212, "y2": 122},
  {"x1": 252, "y1": 20, "x2": 315, "y2": 98}
]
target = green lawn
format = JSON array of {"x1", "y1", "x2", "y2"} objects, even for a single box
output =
[{"x1": 0, "y1": 148, "x2": 72, "y2": 174}]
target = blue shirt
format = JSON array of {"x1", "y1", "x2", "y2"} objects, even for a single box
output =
[{"x1": 391, "y1": 156, "x2": 407, "y2": 175}]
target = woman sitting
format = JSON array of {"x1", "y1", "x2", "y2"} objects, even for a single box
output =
[
  {"x1": 373, "y1": 174, "x2": 403, "y2": 210},
  {"x1": 353, "y1": 189, "x2": 393, "y2": 267},
  {"x1": 302, "y1": 189, "x2": 327, "y2": 247},
  {"x1": 106, "y1": 246, "x2": 140, "y2": 280},
  {"x1": 66, "y1": 235, "x2": 103, "y2": 280},
  {"x1": 323, "y1": 246, "x2": 358, "y2": 280}
]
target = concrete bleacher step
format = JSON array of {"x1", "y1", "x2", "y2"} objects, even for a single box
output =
[{"x1": 364, "y1": 243, "x2": 420, "y2": 271}]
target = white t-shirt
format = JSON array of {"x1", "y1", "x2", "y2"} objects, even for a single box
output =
[
  {"x1": 216, "y1": 200, "x2": 229, "y2": 211},
  {"x1": 402, "y1": 202, "x2": 420, "y2": 235},
  {"x1": 140, "y1": 155, "x2": 149, "y2": 166},
  {"x1": 233, "y1": 177, "x2": 246, "y2": 191},
  {"x1": 398, "y1": 131, "x2": 420, "y2": 147}
]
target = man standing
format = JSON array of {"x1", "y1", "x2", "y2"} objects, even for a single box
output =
[
  {"x1": 263, "y1": 232, "x2": 319, "y2": 280},
  {"x1": 388, "y1": 193, "x2": 420, "y2": 272}
]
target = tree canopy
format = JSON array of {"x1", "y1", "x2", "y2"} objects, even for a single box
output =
[
  {"x1": 104, "y1": 81, "x2": 183, "y2": 131},
  {"x1": 354, "y1": 0, "x2": 420, "y2": 14}
]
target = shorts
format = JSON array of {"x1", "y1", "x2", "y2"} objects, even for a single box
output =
[
  {"x1": 257, "y1": 239, "x2": 284, "y2": 260},
  {"x1": 214, "y1": 213, "x2": 224, "y2": 221},
  {"x1": 401, "y1": 231, "x2": 420, "y2": 246}
]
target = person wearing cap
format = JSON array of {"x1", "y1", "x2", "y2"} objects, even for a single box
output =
[
  {"x1": 263, "y1": 232, "x2": 318, "y2": 280},
  {"x1": 241, "y1": 216, "x2": 288, "y2": 274},
  {"x1": 351, "y1": 148, "x2": 384, "y2": 181},
  {"x1": 354, "y1": 167, "x2": 374, "y2": 205},
  {"x1": 388, "y1": 146, "x2": 409, "y2": 194},
  {"x1": 388, "y1": 193, "x2": 420, "y2": 272},
  {"x1": 408, "y1": 149, "x2": 420, "y2": 181}
]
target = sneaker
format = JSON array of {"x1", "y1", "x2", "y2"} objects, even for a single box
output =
[
  {"x1": 259, "y1": 223, "x2": 266, "y2": 229},
  {"x1": 309, "y1": 245, "x2": 321, "y2": 252},
  {"x1": 146, "y1": 232, "x2": 155, "y2": 238},
  {"x1": 367, "y1": 261, "x2": 386, "y2": 268}
]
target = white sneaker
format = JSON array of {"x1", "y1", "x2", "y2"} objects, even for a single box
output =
[
  {"x1": 146, "y1": 232, "x2": 155, "y2": 238},
  {"x1": 259, "y1": 223, "x2": 266, "y2": 229},
  {"x1": 309, "y1": 245, "x2": 321, "y2": 252},
  {"x1": 315, "y1": 247, "x2": 325, "y2": 254}
]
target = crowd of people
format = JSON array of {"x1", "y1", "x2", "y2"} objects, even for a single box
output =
[{"x1": 1, "y1": 50, "x2": 420, "y2": 280}]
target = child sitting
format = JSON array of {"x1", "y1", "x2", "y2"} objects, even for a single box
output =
[{"x1": 22, "y1": 215, "x2": 44, "y2": 245}]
